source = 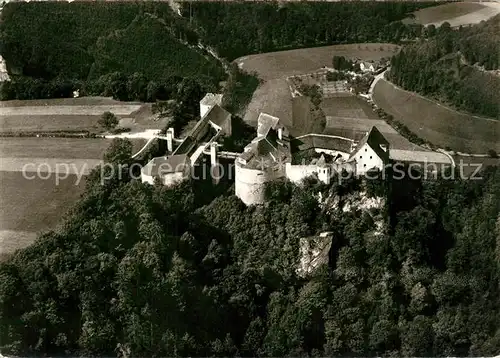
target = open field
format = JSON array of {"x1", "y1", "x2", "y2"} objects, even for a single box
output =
[
  {"x1": 0, "y1": 104, "x2": 142, "y2": 116},
  {"x1": 0, "y1": 137, "x2": 147, "y2": 260},
  {"x1": 321, "y1": 95, "x2": 377, "y2": 119},
  {"x1": 0, "y1": 171, "x2": 87, "y2": 259},
  {"x1": 453, "y1": 155, "x2": 500, "y2": 176},
  {"x1": 0, "y1": 137, "x2": 146, "y2": 159},
  {"x1": 404, "y1": 1, "x2": 500, "y2": 27},
  {"x1": 320, "y1": 94, "x2": 420, "y2": 150},
  {"x1": 0, "y1": 96, "x2": 133, "y2": 107},
  {"x1": 237, "y1": 43, "x2": 399, "y2": 81},
  {"x1": 240, "y1": 43, "x2": 398, "y2": 125},
  {"x1": 0, "y1": 114, "x2": 101, "y2": 133},
  {"x1": 372, "y1": 78, "x2": 500, "y2": 154},
  {"x1": 244, "y1": 79, "x2": 293, "y2": 127},
  {"x1": 0, "y1": 96, "x2": 162, "y2": 134}
]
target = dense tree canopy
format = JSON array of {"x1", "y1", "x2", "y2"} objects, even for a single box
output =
[
  {"x1": 1, "y1": 143, "x2": 499, "y2": 356},
  {"x1": 0, "y1": 2, "x2": 224, "y2": 102},
  {"x1": 184, "y1": 2, "x2": 434, "y2": 60},
  {"x1": 389, "y1": 15, "x2": 500, "y2": 118}
]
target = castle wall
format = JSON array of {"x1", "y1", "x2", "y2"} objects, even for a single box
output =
[
  {"x1": 285, "y1": 163, "x2": 320, "y2": 184},
  {"x1": 235, "y1": 162, "x2": 285, "y2": 205}
]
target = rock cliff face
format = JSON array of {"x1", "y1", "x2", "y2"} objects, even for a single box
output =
[{"x1": 298, "y1": 189, "x2": 386, "y2": 277}]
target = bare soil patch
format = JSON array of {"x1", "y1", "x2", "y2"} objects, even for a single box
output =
[{"x1": 373, "y1": 78, "x2": 500, "y2": 153}]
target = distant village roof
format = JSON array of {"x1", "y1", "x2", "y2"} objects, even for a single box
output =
[
  {"x1": 350, "y1": 126, "x2": 390, "y2": 161},
  {"x1": 142, "y1": 154, "x2": 190, "y2": 177},
  {"x1": 204, "y1": 104, "x2": 231, "y2": 127},
  {"x1": 200, "y1": 93, "x2": 223, "y2": 107}
]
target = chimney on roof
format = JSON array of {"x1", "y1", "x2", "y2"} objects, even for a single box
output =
[
  {"x1": 278, "y1": 127, "x2": 283, "y2": 140},
  {"x1": 166, "y1": 128, "x2": 174, "y2": 153},
  {"x1": 210, "y1": 142, "x2": 220, "y2": 185},
  {"x1": 380, "y1": 144, "x2": 388, "y2": 152}
]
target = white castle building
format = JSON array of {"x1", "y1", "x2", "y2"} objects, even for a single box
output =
[
  {"x1": 233, "y1": 114, "x2": 392, "y2": 205},
  {"x1": 142, "y1": 93, "x2": 453, "y2": 206}
]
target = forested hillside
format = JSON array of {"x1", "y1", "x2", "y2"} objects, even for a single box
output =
[
  {"x1": 184, "y1": 1, "x2": 436, "y2": 60},
  {"x1": 0, "y1": 1, "x2": 441, "y2": 104},
  {"x1": 0, "y1": 2, "x2": 224, "y2": 101},
  {"x1": 1, "y1": 142, "x2": 499, "y2": 357},
  {"x1": 389, "y1": 15, "x2": 500, "y2": 118}
]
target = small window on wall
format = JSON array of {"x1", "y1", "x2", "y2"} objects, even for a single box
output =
[
  {"x1": 360, "y1": 155, "x2": 362, "y2": 159},
  {"x1": 365, "y1": 148, "x2": 367, "y2": 152},
  {"x1": 370, "y1": 156, "x2": 372, "y2": 159},
  {"x1": 364, "y1": 164, "x2": 366, "y2": 167}
]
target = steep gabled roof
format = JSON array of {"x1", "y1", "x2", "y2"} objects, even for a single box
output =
[
  {"x1": 204, "y1": 104, "x2": 231, "y2": 126},
  {"x1": 316, "y1": 154, "x2": 326, "y2": 166},
  {"x1": 349, "y1": 126, "x2": 390, "y2": 161},
  {"x1": 257, "y1": 113, "x2": 280, "y2": 137},
  {"x1": 142, "y1": 154, "x2": 190, "y2": 177}
]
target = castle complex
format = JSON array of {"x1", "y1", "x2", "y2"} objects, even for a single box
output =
[{"x1": 141, "y1": 93, "x2": 453, "y2": 205}]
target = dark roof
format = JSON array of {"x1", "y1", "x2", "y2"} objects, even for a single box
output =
[
  {"x1": 350, "y1": 126, "x2": 390, "y2": 161},
  {"x1": 142, "y1": 154, "x2": 190, "y2": 177},
  {"x1": 296, "y1": 134, "x2": 353, "y2": 153},
  {"x1": 205, "y1": 104, "x2": 231, "y2": 127},
  {"x1": 239, "y1": 150, "x2": 254, "y2": 162},
  {"x1": 256, "y1": 129, "x2": 279, "y2": 156},
  {"x1": 173, "y1": 136, "x2": 195, "y2": 155},
  {"x1": 257, "y1": 113, "x2": 280, "y2": 137}
]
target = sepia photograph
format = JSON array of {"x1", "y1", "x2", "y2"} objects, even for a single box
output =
[{"x1": 0, "y1": 0, "x2": 499, "y2": 356}]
